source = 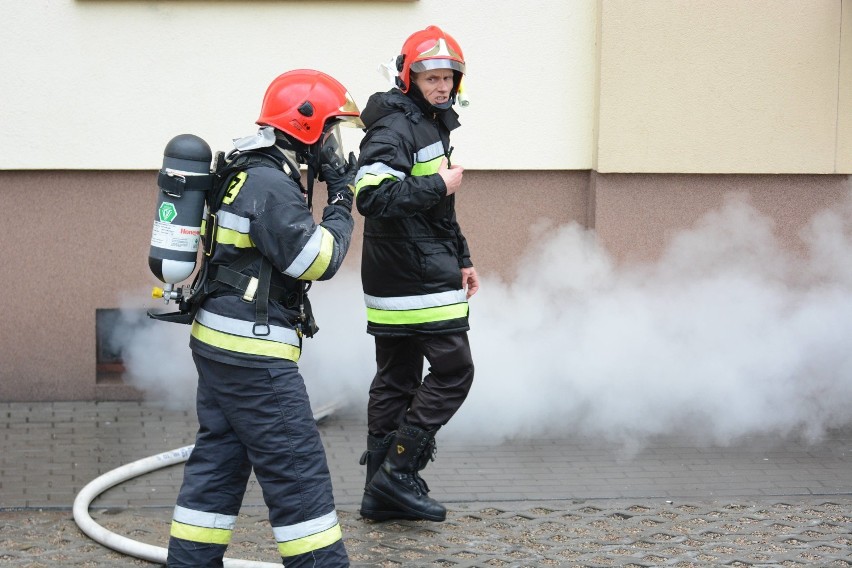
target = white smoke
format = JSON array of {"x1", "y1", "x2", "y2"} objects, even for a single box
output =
[
  {"x1": 115, "y1": 190, "x2": 852, "y2": 448},
  {"x1": 110, "y1": 303, "x2": 198, "y2": 408},
  {"x1": 447, "y1": 192, "x2": 852, "y2": 447}
]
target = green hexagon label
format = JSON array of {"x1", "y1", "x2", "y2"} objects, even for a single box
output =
[{"x1": 159, "y1": 202, "x2": 177, "y2": 223}]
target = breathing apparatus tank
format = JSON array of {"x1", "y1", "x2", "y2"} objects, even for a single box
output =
[{"x1": 149, "y1": 134, "x2": 214, "y2": 303}]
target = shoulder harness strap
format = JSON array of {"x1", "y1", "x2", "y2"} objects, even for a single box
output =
[{"x1": 201, "y1": 150, "x2": 317, "y2": 338}]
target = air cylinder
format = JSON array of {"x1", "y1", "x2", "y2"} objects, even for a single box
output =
[{"x1": 148, "y1": 134, "x2": 213, "y2": 284}]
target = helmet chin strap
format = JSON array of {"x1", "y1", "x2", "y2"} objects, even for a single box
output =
[
  {"x1": 273, "y1": 133, "x2": 318, "y2": 208},
  {"x1": 275, "y1": 123, "x2": 341, "y2": 212},
  {"x1": 305, "y1": 162, "x2": 316, "y2": 211},
  {"x1": 274, "y1": 144, "x2": 301, "y2": 180}
]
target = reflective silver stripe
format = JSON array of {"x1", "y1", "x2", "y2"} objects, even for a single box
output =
[
  {"x1": 216, "y1": 210, "x2": 251, "y2": 233},
  {"x1": 195, "y1": 308, "x2": 299, "y2": 346},
  {"x1": 272, "y1": 510, "x2": 339, "y2": 542},
  {"x1": 364, "y1": 289, "x2": 466, "y2": 311},
  {"x1": 415, "y1": 141, "x2": 445, "y2": 163},
  {"x1": 173, "y1": 505, "x2": 237, "y2": 530},
  {"x1": 354, "y1": 163, "x2": 406, "y2": 186},
  {"x1": 284, "y1": 227, "x2": 327, "y2": 278}
]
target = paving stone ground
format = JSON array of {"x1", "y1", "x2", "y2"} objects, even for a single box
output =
[{"x1": 1, "y1": 402, "x2": 851, "y2": 567}]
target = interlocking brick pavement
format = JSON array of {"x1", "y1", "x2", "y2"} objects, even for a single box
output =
[
  {"x1": 1, "y1": 401, "x2": 851, "y2": 566},
  {"x1": 2, "y1": 500, "x2": 851, "y2": 567}
]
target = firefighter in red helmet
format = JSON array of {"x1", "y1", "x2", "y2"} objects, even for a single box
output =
[
  {"x1": 354, "y1": 26, "x2": 479, "y2": 523},
  {"x1": 395, "y1": 25, "x2": 466, "y2": 100},
  {"x1": 166, "y1": 69, "x2": 361, "y2": 567}
]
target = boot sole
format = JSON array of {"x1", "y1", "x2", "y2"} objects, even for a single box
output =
[
  {"x1": 367, "y1": 486, "x2": 447, "y2": 522},
  {"x1": 360, "y1": 490, "x2": 429, "y2": 521},
  {"x1": 359, "y1": 507, "x2": 424, "y2": 521}
]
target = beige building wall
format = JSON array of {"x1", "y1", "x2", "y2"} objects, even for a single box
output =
[
  {"x1": 0, "y1": 170, "x2": 588, "y2": 401},
  {"x1": 1, "y1": 1, "x2": 849, "y2": 401},
  {"x1": 591, "y1": 0, "x2": 852, "y2": 259},
  {"x1": 838, "y1": 0, "x2": 852, "y2": 171},
  {"x1": 591, "y1": 173, "x2": 851, "y2": 262},
  {"x1": 596, "y1": 0, "x2": 850, "y2": 174},
  {"x1": 0, "y1": 0, "x2": 596, "y2": 170},
  {"x1": 3, "y1": 167, "x2": 847, "y2": 401}
]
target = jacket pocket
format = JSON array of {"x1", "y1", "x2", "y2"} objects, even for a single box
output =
[{"x1": 415, "y1": 240, "x2": 461, "y2": 288}]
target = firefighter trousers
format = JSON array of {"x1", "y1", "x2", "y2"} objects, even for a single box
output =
[
  {"x1": 166, "y1": 353, "x2": 348, "y2": 568},
  {"x1": 367, "y1": 332, "x2": 474, "y2": 437}
]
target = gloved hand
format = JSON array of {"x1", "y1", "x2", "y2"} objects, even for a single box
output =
[{"x1": 321, "y1": 150, "x2": 357, "y2": 209}]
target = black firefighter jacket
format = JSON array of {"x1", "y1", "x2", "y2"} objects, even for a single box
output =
[
  {"x1": 354, "y1": 89, "x2": 472, "y2": 336},
  {"x1": 190, "y1": 146, "x2": 354, "y2": 367}
]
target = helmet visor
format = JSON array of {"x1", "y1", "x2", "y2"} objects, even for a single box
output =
[
  {"x1": 410, "y1": 58, "x2": 466, "y2": 75},
  {"x1": 320, "y1": 123, "x2": 345, "y2": 170}
]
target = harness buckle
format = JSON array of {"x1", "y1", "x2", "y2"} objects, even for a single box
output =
[
  {"x1": 203, "y1": 213, "x2": 217, "y2": 257},
  {"x1": 252, "y1": 322, "x2": 271, "y2": 337},
  {"x1": 242, "y1": 277, "x2": 258, "y2": 302},
  {"x1": 162, "y1": 171, "x2": 186, "y2": 198}
]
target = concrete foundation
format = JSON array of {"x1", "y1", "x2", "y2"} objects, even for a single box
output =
[{"x1": 1, "y1": 170, "x2": 848, "y2": 400}]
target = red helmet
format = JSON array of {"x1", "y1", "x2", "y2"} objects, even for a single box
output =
[
  {"x1": 257, "y1": 69, "x2": 363, "y2": 145},
  {"x1": 397, "y1": 26, "x2": 466, "y2": 93}
]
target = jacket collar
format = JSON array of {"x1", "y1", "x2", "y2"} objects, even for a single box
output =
[{"x1": 362, "y1": 89, "x2": 460, "y2": 132}]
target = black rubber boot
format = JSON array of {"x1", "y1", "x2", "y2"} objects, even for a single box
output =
[
  {"x1": 359, "y1": 434, "x2": 422, "y2": 521},
  {"x1": 367, "y1": 424, "x2": 447, "y2": 522}
]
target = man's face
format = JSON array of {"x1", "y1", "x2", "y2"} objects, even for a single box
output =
[{"x1": 412, "y1": 69, "x2": 455, "y2": 106}]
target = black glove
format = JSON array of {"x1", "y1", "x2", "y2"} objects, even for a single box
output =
[{"x1": 321, "y1": 150, "x2": 357, "y2": 210}]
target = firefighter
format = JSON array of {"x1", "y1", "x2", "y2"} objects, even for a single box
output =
[
  {"x1": 353, "y1": 26, "x2": 479, "y2": 522},
  {"x1": 166, "y1": 69, "x2": 361, "y2": 567}
]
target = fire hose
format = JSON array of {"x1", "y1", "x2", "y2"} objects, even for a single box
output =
[{"x1": 73, "y1": 402, "x2": 340, "y2": 566}]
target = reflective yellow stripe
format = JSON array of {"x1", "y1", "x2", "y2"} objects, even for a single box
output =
[
  {"x1": 411, "y1": 155, "x2": 442, "y2": 176},
  {"x1": 191, "y1": 321, "x2": 301, "y2": 362},
  {"x1": 277, "y1": 523, "x2": 342, "y2": 558},
  {"x1": 299, "y1": 228, "x2": 334, "y2": 280},
  {"x1": 354, "y1": 172, "x2": 396, "y2": 197},
  {"x1": 215, "y1": 226, "x2": 254, "y2": 248},
  {"x1": 170, "y1": 520, "x2": 232, "y2": 545},
  {"x1": 367, "y1": 302, "x2": 469, "y2": 325}
]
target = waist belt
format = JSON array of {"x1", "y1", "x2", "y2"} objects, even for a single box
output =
[
  {"x1": 209, "y1": 264, "x2": 298, "y2": 307},
  {"x1": 207, "y1": 249, "x2": 311, "y2": 338}
]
